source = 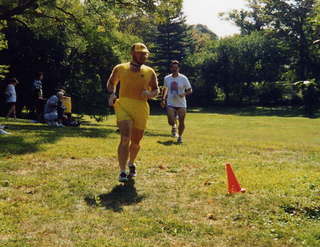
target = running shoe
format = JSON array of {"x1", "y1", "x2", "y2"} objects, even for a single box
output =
[
  {"x1": 128, "y1": 164, "x2": 137, "y2": 177},
  {"x1": 118, "y1": 172, "x2": 128, "y2": 182},
  {"x1": 171, "y1": 127, "x2": 178, "y2": 137}
]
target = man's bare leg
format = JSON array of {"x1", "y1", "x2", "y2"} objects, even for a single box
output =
[
  {"x1": 167, "y1": 107, "x2": 177, "y2": 136},
  {"x1": 117, "y1": 120, "x2": 133, "y2": 172},
  {"x1": 129, "y1": 128, "x2": 144, "y2": 164},
  {"x1": 128, "y1": 127, "x2": 144, "y2": 177},
  {"x1": 6, "y1": 105, "x2": 14, "y2": 119},
  {"x1": 177, "y1": 108, "x2": 186, "y2": 143}
]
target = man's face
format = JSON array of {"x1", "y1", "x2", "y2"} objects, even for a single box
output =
[
  {"x1": 57, "y1": 93, "x2": 64, "y2": 99},
  {"x1": 132, "y1": 51, "x2": 149, "y2": 65},
  {"x1": 170, "y1": 64, "x2": 180, "y2": 74}
]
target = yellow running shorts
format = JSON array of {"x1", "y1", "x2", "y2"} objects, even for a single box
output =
[{"x1": 114, "y1": 97, "x2": 150, "y2": 130}]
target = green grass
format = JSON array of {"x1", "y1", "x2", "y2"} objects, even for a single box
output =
[{"x1": 1, "y1": 107, "x2": 320, "y2": 247}]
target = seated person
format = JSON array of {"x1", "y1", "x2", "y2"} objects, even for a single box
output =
[{"x1": 44, "y1": 90, "x2": 65, "y2": 127}]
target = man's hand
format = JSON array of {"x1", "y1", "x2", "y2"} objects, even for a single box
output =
[
  {"x1": 178, "y1": 93, "x2": 186, "y2": 98},
  {"x1": 141, "y1": 89, "x2": 153, "y2": 99},
  {"x1": 108, "y1": 92, "x2": 117, "y2": 107},
  {"x1": 160, "y1": 99, "x2": 166, "y2": 109}
]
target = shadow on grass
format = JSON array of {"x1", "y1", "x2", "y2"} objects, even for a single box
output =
[
  {"x1": 84, "y1": 179, "x2": 145, "y2": 212},
  {"x1": 187, "y1": 106, "x2": 314, "y2": 118},
  {"x1": 0, "y1": 136, "x2": 39, "y2": 155},
  {"x1": 81, "y1": 121, "x2": 118, "y2": 128},
  {"x1": 145, "y1": 130, "x2": 171, "y2": 138},
  {"x1": 282, "y1": 204, "x2": 320, "y2": 220},
  {"x1": 0, "y1": 123, "x2": 114, "y2": 156},
  {"x1": 157, "y1": 140, "x2": 179, "y2": 146}
]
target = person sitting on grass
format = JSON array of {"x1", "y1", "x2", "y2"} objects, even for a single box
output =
[{"x1": 44, "y1": 90, "x2": 66, "y2": 127}]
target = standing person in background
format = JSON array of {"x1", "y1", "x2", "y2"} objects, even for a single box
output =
[
  {"x1": 5, "y1": 78, "x2": 19, "y2": 119},
  {"x1": 32, "y1": 72, "x2": 45, "y2": 122},
  {"x1": 161, "y1": 60, "x2": 192, "y2": 144},
  {"x1": 106, "y1": 43, "x2": 159, "y2": 182}
]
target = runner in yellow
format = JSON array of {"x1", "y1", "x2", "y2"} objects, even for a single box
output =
[{"x1": 106, "y1": 43, "x2": 159, "y2": 182}]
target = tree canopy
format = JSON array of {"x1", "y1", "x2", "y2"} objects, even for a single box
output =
[{"x1": 1, "y1": 0, "x2": 320, "y2": 117}]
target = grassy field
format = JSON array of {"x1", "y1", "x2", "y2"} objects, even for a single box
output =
[{"x1": 1, "y1": 107, "x2": 320, "y2": 247}]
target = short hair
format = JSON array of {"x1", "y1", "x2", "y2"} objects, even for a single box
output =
[
  {"x1": 8, "y1": 77, "x2": 18, "y2": 84},
  {"x1": 56, "y1": 88, "x2": 65, "y2": 94},
  {"x1": 35, "y1": 72, "x2": 43, "y2": 79},
  {"x1": 170, "y1": 60, "x2": 180, "y2": 67}
]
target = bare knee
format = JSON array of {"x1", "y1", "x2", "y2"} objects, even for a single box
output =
[
  {"x1": 129, "y1": 128, "x2": 144, "y2": 148},
  {"x1": 168, "y1": 115, "x2": 177, "y2": 126},
  {"x1": 168, "y1": 119, "x2": 175, "y2": 126},
  {"x1": 131, "y1": 135, "x2": 142, "y2": 146},
  {"x1": 120, "y1": 135, "x2": 131, "y2": 146},
  {"x1": 179, "y1": 120, "x2": 185, "y2": 128},
  {"x1": 130, "y1": 142, "x2": 140, "y2": 150}
]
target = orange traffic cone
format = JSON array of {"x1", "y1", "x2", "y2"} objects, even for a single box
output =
[{"x1": 226, "y1": 163, "x2": 246, "y2": 194}]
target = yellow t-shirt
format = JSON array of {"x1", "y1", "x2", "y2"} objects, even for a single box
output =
[{"x1": 112, "y1": 62, "x2": 157, "y2": 101}]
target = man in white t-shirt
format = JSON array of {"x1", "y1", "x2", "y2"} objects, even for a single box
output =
[{"x1": 161, "y1": 60, "x2": 192, "y2": 144}]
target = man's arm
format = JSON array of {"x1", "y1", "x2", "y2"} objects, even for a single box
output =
[
  {"x1": 179, "y1": 77, "x2": 193, "y2": 97},
  {"x1": 106, "y1": 66, "x2": 119, "y2": 106},
  {"x1": 179, "y1": 88, "x2": 192, "y2": 97},
  {"x1": 160, "y1": 79, "x2": 168, "y2": 108},
  {"x1": 162, "y1": 87, "x2": 168, "y2": 101},
  {"x1": 149, "y1": 71, "x2": 160, "y2": 98},
  {"x1": 185, "y1": 88, "x2": 193, "y2": 95},
  {"x1": 142, "y1": 70, "x2": 159, "y2": 99},
  {"x1": 106, "y1": 66, "x2": 119, "y2": 93}
]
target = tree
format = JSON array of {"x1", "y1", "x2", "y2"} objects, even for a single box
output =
[
  {"x1": 0, "y1": 0, "x2": 187, "y2": 116},
  {"x1": 0, "y1": 20, "x2": 8, "y2": 79},
  {"x1": 225, "y1": 0, "x2": 318, "y2": 81},
  {"x1": 201, "y1": 32, "x2": 287, "y2": 104},
  {"x1": 149, "y1": 1, "x2": 191, "y2": 79},
  {"x1": 222, "y1": 0, "x2": 266, "y2": 35},
  {"x1": 0, "y1": 0, "x2": 40, "y2": 20}
]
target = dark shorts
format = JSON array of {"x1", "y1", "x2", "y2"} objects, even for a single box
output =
[
  {"x1": 167, "y1": 105, "x2": 186, "y2": 111},
  {"x1": 34, "y1": 98, "x2": 45, "y2": 113}
]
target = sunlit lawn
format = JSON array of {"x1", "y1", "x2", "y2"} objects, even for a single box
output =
[{"x1": 1, "y1": 107, "x2": 320, "y2": 247}]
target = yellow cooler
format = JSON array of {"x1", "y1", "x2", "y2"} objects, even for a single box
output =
[{"x1": 62, "y1": 96, "x2": 72, "y2": 113}]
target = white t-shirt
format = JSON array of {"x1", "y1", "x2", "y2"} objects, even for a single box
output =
[
  {"x1": 164, "y1": 73, "x2": 192, "y2": 108},
  {"x1": 5, "y1": 84, "x2": 16, "y2": 103}
]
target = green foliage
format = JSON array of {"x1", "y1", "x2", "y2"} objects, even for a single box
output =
[
  {"x1": 149, "y1": 2, "x2": 191, "y2": 80},
  {"x1": 225, "y1": 0, "x2": 318, "y2": 81},
  {"x1": 294, "y1": 79, "x2": 320, "y2": 116},
  {"x1": 0, "y1": 20, "x2": 9, "y2": 79},
  {"x1": 221, "y1": 0, "x2": 266, "y2": 35},
  {"x1": 201, "y1": 32, "x2": 288, "y2": 104},
  {"x1": 0, "y1": 0, "x2": 189, "y2": 117},
  {"x1": 1, "y1": 0, "x2": 320, "y2": 114}
]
